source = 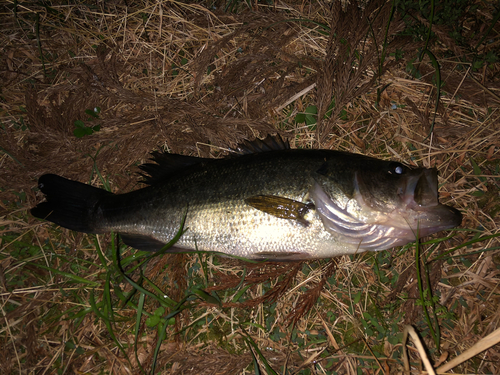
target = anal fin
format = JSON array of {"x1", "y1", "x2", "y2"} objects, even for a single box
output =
[
  {"x1": 120, "y1": 234, "x2": 169, "y2": 252},
  {"x1": 253, "y1": 251, "x2": 310, "y2": 261}
]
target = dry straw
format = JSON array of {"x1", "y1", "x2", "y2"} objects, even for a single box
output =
[{"x1": 1, "y1": 0, "x2": 499, "y2": 373}]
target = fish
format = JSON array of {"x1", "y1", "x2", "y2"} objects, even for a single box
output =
[{"x1": 31, "y1": 135, "x2": 462, "y2": 260}]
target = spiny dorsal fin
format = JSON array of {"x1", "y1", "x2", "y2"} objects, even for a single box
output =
[{"x1": 233, "y1": 134, "x2": 290, "y2": 155}]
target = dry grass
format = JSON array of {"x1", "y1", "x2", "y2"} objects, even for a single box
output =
[{"x1": 1, "y1": 0, "x2": 500, "y2": 374}]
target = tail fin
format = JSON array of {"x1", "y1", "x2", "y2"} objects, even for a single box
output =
[{"x1": 31, "y1": 174, "x2": 114, "y2": 233}]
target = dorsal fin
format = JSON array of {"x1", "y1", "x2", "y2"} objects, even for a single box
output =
[
  {"x1": 233, "y1": 134, "x2": 290, "y2": 155},
  {"x1": 139, "y1": 152, "x2": 211, "y2": 185},
  {"x1": 139, "y1": 134, "x2": 290, "y2": 185}
]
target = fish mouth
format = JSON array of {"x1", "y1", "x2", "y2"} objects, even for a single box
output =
[
  {"x1": 407, "y1": 168, "x2": 439, "y2": 208},
  {"x1": 401, "y1": 168, "x2": 462, "y2": 236}
]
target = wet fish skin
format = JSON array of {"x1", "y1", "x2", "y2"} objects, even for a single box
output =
[{"x1": 31, "y1": 136, "x2": 462, "y2": 260}]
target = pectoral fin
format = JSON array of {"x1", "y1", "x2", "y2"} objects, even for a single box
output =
[{"x1": 245, "y1": 195, "x2": 314, "y2": 226}]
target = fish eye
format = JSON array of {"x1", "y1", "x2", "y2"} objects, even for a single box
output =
[{"x1": 388, "y1": 162, "x2": 406, "y2": 175}]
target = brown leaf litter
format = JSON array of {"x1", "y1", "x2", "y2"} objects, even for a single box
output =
[{"x1": 1, "y1": 0, "x2": 499, "y2": 374}]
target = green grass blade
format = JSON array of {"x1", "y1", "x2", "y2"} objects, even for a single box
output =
[
  {"x1": 423, "y1": 0, "x2": 435, "y2": 52},
  {"x1": 142, "y1": 275, "x2": 177, "y2": 306},
  {"x1": 134, "y1": 292, "x2": 147, "y2": 374},
  {"x1": 88, "y1": 289, "x2": 127, "y2": 357},
  {"x1": 25, "y1": 262, "x2": 99, "y2": 286},
  {"x1": 414, "y1": 237, "x2": 440, "y2": 350},
  {"x1": 150, "y1": 320, "x2": 167, "y2": 375},
  {"x1": 474, "y1": 7, "x2": 500, "y2": 50},
  {"x1": 104, "y1": 272, "x2": 115, "y2": 322},
  {"x1": 249, "y1": 346, "x2": 262, "y2": 375},
  {"x1": 115, "y1": 258, "x2": 174, "y2": 309},
  {"x1": 191, "y1": 287, "x2": 221, "y2": 307},
  {"x1": 240, "y1": 327, "x2": 278, "y2": 375},
  {"x1": 94, "y1": 236, "x2": 110, "y2": 272},
  {"x1": 419, "y1": 48, "x2": 441, "y2": 140},
  {"x1": 430, "y1": 232, "x2": 500, "y2": 262}
]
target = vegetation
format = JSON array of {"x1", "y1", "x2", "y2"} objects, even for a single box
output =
[{"x1": 1, "y1": 0, "x2": 499, "y2": 373}]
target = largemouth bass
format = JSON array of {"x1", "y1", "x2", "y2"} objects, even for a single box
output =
[{"x1": 31, "y1": 135, "x2": 462, "y2": 260}]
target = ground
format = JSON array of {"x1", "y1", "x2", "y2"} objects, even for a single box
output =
[{"x1": 1, "y1": 0, "x2": 500, "y2": 374}]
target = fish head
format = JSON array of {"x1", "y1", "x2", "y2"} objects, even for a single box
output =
[
  {"x1": 353, "y1": 162, "x2": 462, "y2": 233},
  {"x1": 312, "y1": 159, "x2": 462, "y2": 251}
]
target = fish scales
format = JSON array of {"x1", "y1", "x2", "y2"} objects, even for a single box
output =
[
  {"x1": 100, "y1": 150, "x2": 343, "y2": 258},
  {"x1": 31, "y1": 136, "x2": 462, "y2": 260}
]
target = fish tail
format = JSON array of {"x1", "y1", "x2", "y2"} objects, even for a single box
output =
[{"x1": 31, "y1": 174, "x2": 114, "y2": 233}]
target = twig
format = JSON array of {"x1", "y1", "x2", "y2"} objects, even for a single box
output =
[
  {"x1": 436, "y1": 327, "x2": 500, "y2": 373},
  {"x1": 275, "y1": 83, "x2": 317, "y2": 112},
  {"x1": 402, "y1": 325, "x2": 436, "y2": 375}
]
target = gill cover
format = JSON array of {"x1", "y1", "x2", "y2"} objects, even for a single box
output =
[{"x1": 312, "y1": 163, "x2": 462, "y2": 251}]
